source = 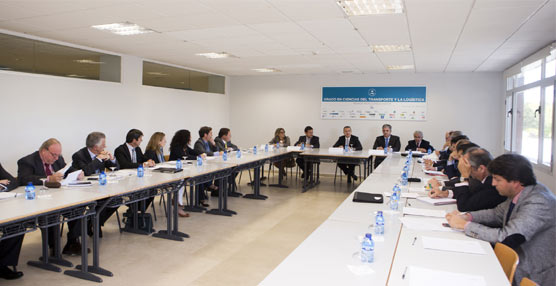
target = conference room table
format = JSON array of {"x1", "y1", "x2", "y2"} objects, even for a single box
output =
[{"x1": 260, "y1": 153, "x2": 509, "y2": 286}]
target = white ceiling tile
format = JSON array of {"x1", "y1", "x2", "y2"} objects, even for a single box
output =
[
  {"x1": 376, "y1": 51, "x2": 414, "y2": 65},
  {"x1": 350, "y1": 14, "x2": 410, "y2": 45},
  {"x1": 267, "y1": 0, "x2": 345, "y2": 21}
]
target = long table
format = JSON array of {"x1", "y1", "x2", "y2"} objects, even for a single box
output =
[{"x1": 260, "y1": 154, "x2": 510, "y2": 286}]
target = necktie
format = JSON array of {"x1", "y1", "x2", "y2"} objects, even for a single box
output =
[
  {"x1": 224, "y1": 142, "x2": 228, "y2": 150},
  {"x1": 131, "y1": 148, "x2": 137, "y2": 163},
  {"x1": 506, "y1": 201, "x2": 515, "y2": 223},
  {"x1": 385, "y1": 137, "x2": 389, "y2": 148},
  {"x1": 44, "y1": 163, "x2": 53, "y2": 176},
  {"x1": 204, "y1": 141, "x2": 210, "y2": 151},
  {"x1": 346, "y1": 137, "x2": 350, "y2": 147}
]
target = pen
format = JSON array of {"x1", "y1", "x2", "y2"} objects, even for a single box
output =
[
  {"x1": 412, "y1": 236, "x2": 417, "y2": 246},
  {"x1": 402, "y1": 266, "x2": 408, "y2": 279}
]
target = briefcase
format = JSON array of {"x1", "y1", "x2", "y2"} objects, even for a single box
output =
[{"x1": 352, "y1": 192, "x2": 384, "y2": 203}]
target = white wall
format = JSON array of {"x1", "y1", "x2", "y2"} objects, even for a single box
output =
[
  {"x1": 229, "y1": 72, "x2": 505, "y2": 174},
  {"x1": 0, "y1": 55, "x2": 229, "y2": 175}
]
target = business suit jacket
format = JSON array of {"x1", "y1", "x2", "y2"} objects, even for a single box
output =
[
  {"x1": 0, "y1": 163, "x2": 18, "y2": 191},
  {"x1": 465, "y1": 183, "x2": 556, "y2": 286},
  {"x1": 269, "y1": 136, "x2": 291, "y2": 146},
  {"x1": 114, "y1": 143, "x2": 147, "y2": 169},
  {"x1": 144, "y1": 149, "x2": 165, "y2": 164},
  {"x1": 214, "y1": 137, "x2": 239, "y2": 151},
  {"x1": 169, "y1": 145, "x2": 199, "y2": 161},
  {"x1": 71, "y1": 147, "x2": 118, "y2": 176},
  {"x1": 405, "y1": 139, "x2": 434, "y2": 151},
  {"x1": 194, "y1": 138, "x2": 217, "y2": 156},
  {"x1": 17, "y1": 151, "x2": 75, "y2": 186},
  {"x1": 444, "y1": 161, "x2": 460, "y2": 179},
  {"x1": 333, "y1": 135, "x2": 363, "y2": 150},
  {"x1": 294, "y1": 136, "x2": 320, "y2": 148},
  {"x1": 452, "y1": 176, "x2": 506, "y2": 212},
  {"x1": 372, "y1": 135, "x2": 401, "y2": 151}
]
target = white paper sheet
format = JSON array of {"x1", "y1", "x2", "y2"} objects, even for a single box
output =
[
  {"x1": 61, "y1": 169, "x2": 82, "y2": 186},
  {"x1": 416, "y1": 196, "x2": 456, "y2": 206},
  {"x1": 384, "y1": 192, "x2": 420, "y2": 199},
  {"x1": 399, "y1": 217, "x2": 455, "y2": 232},
  {"x1": 409, "y1": 187, "x2": 427, "y2": 194},
  {"x1": 408, "y1": 266, "x2": 486, "y2": 286},
  {"x1": 421, "y1": 236, "x2": 486, "y2": 255},
  {"x1": 423, "y1": 170, "x2": 446, "y2": 176},
  {"x1": 286, "y1": 146, "x2": 301, "y2": 151},
  {"x1": 0, "y1": 192, "x2": 16, "y2": 199},
  {"x1": 369, "y1": 149, "x2": 387, "y2": 156},
  {"x1": 56, "y1": 162, "x2": 72, "y2": 175},
  {"x1": 403, "y1": 207, "x2": 446, "y2": 218}
]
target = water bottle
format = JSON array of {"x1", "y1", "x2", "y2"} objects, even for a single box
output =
[
  {"x1": 223, "y1": 151, "x2": 228, "y2": 161},
  {"x1": 301, "y1": 143, "x2": 305, "y2": 150},
  {"x1": 236, "y1": 150, "x2": 241, "y2": 158},
  {"x1": 253, "y1": 145, "x2": 257, "y2": 155},
  {"x1": 390, "y1": 184, "x2": 400, "y2": 211},
  {"x1": 360, "y1": 233, "x2": 374, "y2": 263},
  {"x1": 375, "y1": 211, "x2": 385, "y2": 235},
  {"x1": 197, "y1": 156, "x2": 203, "y2": 166},
  {"x1": 99, "y1": 171, "x2": 107, "y2": 186},
  {"x1": 344, "y1": 144, "x2": 349, "y2": 152},
  {"x1": 276, "y1": 142, "x2": 280, "y2": 149},
  {"x1": 384, "y1": 147, "x2": 388, "y2": 155},
  {"x1": 427, "y1": 148, "x2": 432, "y2": 155},
  {"x1": 137, "y1": 165, "x2": 144, "y2": 177},
  {"x1": 25, "y1": 182, "x2": 36, "y2": 200},
  {"x1": 265, "y1": 144, "x2": 269, "y2": 153},
  {"x1": 176, "y1": 159, "x2": 182, "y2": 170},
  {"x1": 401, "y1": 170, "x2": 408, "y2": 186}
]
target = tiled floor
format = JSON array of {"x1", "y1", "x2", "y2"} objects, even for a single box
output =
[{"x1": 4, "y1": 173, "x2": 357, "y2": 286}]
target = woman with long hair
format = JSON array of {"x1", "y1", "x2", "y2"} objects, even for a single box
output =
[{"x1": 145, "y1": 132, "x2": 166, "y2": 163}]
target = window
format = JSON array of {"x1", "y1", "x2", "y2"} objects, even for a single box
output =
[
  {"x1": 142, "y1": 61, "x2": 225, "y2": 94},
  {"x1": 505, "y1": 45, "x2": 555, "y2": 171},
  {"x1": 0, "y1": 32, "x2": 120, "y2": 82}
]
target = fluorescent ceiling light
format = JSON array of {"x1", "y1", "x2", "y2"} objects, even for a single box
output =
[
  {"x1": 147, "y1": 72, "x2": 169, "y2": 76},
  {"x1": 372, "y1": 44, "x2": 411, "y2": 53},
  {"x1": 252, "y1": 68, "x2": 280, "y2": 73},
  {"x1": 387, "y1": 65, "x2": 414, "y2": 70},
  {"x1": 196, "y1": 52, "x2": 234, "y2": 59},
  {"x1": 73, "y1": 59, "x2": 104, "y2": 64},
  {"x1": 337, "y1": 0, "x2": 404, "y2": 16},
  {"x1": 91, "y1": 22, "x2": 155, "y2": 36}
]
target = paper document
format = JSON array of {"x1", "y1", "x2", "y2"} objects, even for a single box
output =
[
  {"x1": 205, "y1": 157, "x2": 216, "y2": 161},
  {"x1": 416, "y1": 196, "x2": 456, "y2": 206},
  {"x1": 403, "y1": 207, "x2": 446, "y2": 218},
  {"x1": 56, "y1": 162, "x2": 72, "y2": 175},
  {"x1": 369, "y1": 149, "x2": 387, "y2": 156},
  {"x1": 328, "y1": 147, "x2": 344, "y2": 154},
  {"x1": 286, "y1": 146, "x2": 301, "y2": 151},
  {"x1": 61, "y1": 170, "x2": 82, "y2": 186},
  {"x1": 409, "y1": 187, "x2": 427, "y2": 194},
  {"x1": 408, "y1": 266, "x2": 486, "y2": 286},
  {"x1": 423, "y1": 170, "x2": 446, "y2": 176},
  {"x1": 384, "y1": 192, "x2": 420, "y2": 199},
  {"x1": 399, "y1": 217, "x2": 456, "y2": 232},
  {"x1": 0, "y1": 192, "x2": 16, "y2": 200},
  {"x1": 421, "y1": 236, "x2": 486, "y2": 255}
]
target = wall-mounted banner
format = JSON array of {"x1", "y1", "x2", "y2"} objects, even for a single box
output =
[{"x1": 321, "y1": 86, "x2": 427, "y2": 121}]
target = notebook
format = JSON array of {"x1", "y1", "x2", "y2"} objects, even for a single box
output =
[{"x1": 352, "y1": 192, "x2": 383, "y2": 203}]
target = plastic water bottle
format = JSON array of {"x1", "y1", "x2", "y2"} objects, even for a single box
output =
[
  {"x1": 265, "y1": 144, "x2": 269, "y2": 153},
  {"x1": 390, "y1": 184, "x2": 400, "y2": 211},
  {"x1": 137, "y1": 165, "x2": 144, "y2": 177},
  {"x1": 344, "y1": 144, "x2": 349, "y2": 152},
  {"x1": 236, "y1": 150, "x2": 241, "y2": 158},
  {"x1": 360, "y1": 233, "x2": 374, "y2": 263},
  {"x1": 99, "y1": 171, "x2": 107, "y2": 185},
  {"x1": 25, "y1": 182, "x2": 35, "y2": 200},
  {"x1": 223, "y1": 151, "x2": 228, "y2": 161},
  {"x1": 176, "y1": 159, "x2": 182, "y2": 170},
  {"x1": 427, "y1": 148, "x2": 432, "y2": 155},
  {"x1": 253, "y1": 145, "x2": 257, "y2": 155},
  {"x1": 384, "y1": 147, "x2": 388, "y2": 155},
  {"x1": 375, "y1": 211, "x2": 385, "y2": 235},
  {"x1": 197, "y1": 156, "x2": 203, "y2": 166},
  {"x1": 401, "y1": 170, "x2": 408, "y2": 186},
  {"x1": 276, "y1": 142, "x2": 280, "y2": 149},
  {"x1": 301, "y1": 143, "x2": 305, "y2": 150}
]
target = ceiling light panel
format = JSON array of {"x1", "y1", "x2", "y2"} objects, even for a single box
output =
[
  {"x1": 372, "y1": 44, "x2": 411, "y2": 52},
  {"x1": 337, "y1": 0, "x2": 404, "y2": 16},
  {"x1": 91, "y1": 22, "x2": 155, "y2": 36}
]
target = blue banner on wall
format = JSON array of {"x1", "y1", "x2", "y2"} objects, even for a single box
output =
[{"x1": 321, "y1": 86, "x2": 427, "y2": 121}]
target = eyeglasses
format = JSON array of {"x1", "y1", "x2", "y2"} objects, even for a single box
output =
[{"x1": 47, "y1": 149, "x2": 60, "y2": 159}]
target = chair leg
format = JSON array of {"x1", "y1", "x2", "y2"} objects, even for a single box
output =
[
  {"x1": 334, "y1": 164, "x2": 338, "y2": 184},
  {"x1": 115, "y1": 209, "x2": 123, "y2": 233},
  {"x1": 238, "y1": 170, "x2": 243, "y2": 185},
  {"x1": 267, "y1": 163, "x2": 272, "y2": 180},
  {"x1": 151, "y1": 199, "x2": 157, "y2": 222},
  {"x1": 161, "y1": 195, "x2": 168, "y2": 218}
]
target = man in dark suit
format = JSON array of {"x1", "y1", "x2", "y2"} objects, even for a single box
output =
[
  {"x1": 215, "y1": 128, "x2": 239, "y2": 152},
  {"x1": 194, "y1": 126, "x2": 219, "y2": 156},
  {"x1": 114, "y1": 129, "x2": 155, "y2": 169},
  {"x1": 372, "y1": 124, "x2": 401, "y2": 168},
  {"x1": 333, "y1": 126, "x2": 363, "y2": 183},
  {"x1": 0, "y1": 163, "x2": 24, "y2": 280},
  {"x1": 429, "y1": 148, "x2": 506, "y2": 212},
  {"x1": 405, "y1": 130, "x2": 434, "y2": 152},
  {"x1": 295, "y1": 126, "x2": 320, "y2": 178},
  {"x1": 72, "y1": 132, "x2": 119, "y2": 237},
  {"x1": 17, "y1": 138, "x2": 85, "y2": 256}
]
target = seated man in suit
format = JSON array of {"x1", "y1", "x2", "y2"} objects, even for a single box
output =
[
  {"x1": 114, "y1": 129, "x2": 155, "y2": 170},
  {"x1": 215, "y1": 128, "x2": 239, "y2": 152},
  {"x1": 72, "y1": 132, "x2": 119, "y2": 237},
  {"x1": 295, "y1": 126, "x2": 320, "y2": 178},
  {"x1": 0, "y1": 163, "x2": 24, "y2": 280},
  {"x1": 428, "y1": 147, "x2": 506, "y2": 212},
  {"x1": 333, "y1": 126, "x2": 363, "y2": 183},
  {"x1": 372, "y1": 124, "x2": 401, "y2": 168},
  {"x1": 405, "y1": 130, "x2": 434, "y2": 153},
  {"x1": 17, "y1": 138, "x2": 85, "y2": 256},
  {"x1": 193, "y1": 126, "x2": 219, "y2": 206},
  {"x1": 446, "y1": 154, "x2": 556, "y2": 286}
]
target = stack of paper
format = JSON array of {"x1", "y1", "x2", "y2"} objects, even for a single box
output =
[
  {"x1": 399, "y1": 217, "x2": 455, "y2": 232},
  {"x1": 403, "y1": 207, "x2": 446, "y2": 218},
  {"x1": 407, "y1": 266, "x2": 486, "y2": 286},
  {"x1": 416, "y1": 196, "x2": 456, "y2": 206},
  {"x1": 421, "y1": 236, "x2": 486, "y2": 255}
]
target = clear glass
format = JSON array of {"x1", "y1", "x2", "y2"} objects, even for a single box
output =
[
  {"x1": 545, "y1": 54, "x2": 556, "y2": 78},
  {"x1": 543, "y1": 85, "x2": 554, "y2": 166},
  {"x1": 522, "y1": 60, "x2": 542, "y2": 85},
  {"x1": 515, "y1": 73, "x2": 525, "y2": 88},
  {"x1": 506, "y1": 76, "x2": 514, "y2": 90},
  {"x1": 516, "y1": 87, "x2": 541, "y2": 162},
  {"x1": 505, "y1": 95, "x2": 513, "y2": 151}
]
